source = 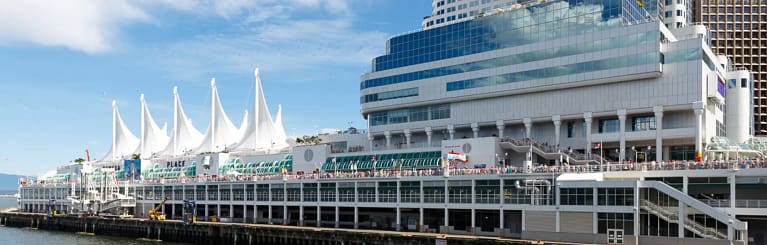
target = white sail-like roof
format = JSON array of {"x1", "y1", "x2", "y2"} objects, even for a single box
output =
[
  {"x1": 272, "y1": 104, "x2": 289, "y2": 150},
  {"x1": 139, "y1": 94, "x2": 170, "y2": 159},
  {"x1": 238, "y1": 110, "x2": 249, "y2": 137},
  {"x1": 102, "y1": 100, "x2": 140, "y2": 161},
  {"x1": 157, "y1": 86, "x2": 203, "y2": 157},
  {"x1": 196, "y1": 78, "x2": 241, "y2": 153},
  {"x1": 233, "y1": 68, "x2": 289, "y2": 152}
]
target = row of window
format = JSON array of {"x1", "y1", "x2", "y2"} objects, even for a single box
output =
[
  {"x1": 360, "y1": 87, "x2": 418, "y2": 103},
  {"x1": 701, "y1": 6, "x2": 767, "y2": 13},
  {"x1": 363, "y1": 31, "x2": 659, "y2": 89},
  {"x1": 701, "y1": 14, "x2": 767, "y2": 22},
  {"x1": 370, "y1": 104, "x2": 451, "y2": 126},
  {"x1": 376, "y1": 0, "x2": 631, "y2": 72},
  {"x1": 560, "y1": 188, "x2": 634, "y2": 206},
  {"x1": 445, "y1": 52, "x2": 658, "y2": 91}
]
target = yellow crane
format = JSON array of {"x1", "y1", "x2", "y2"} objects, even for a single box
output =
[{"x1": 148, "y1": 195, "x2": 169, "y2": 220}]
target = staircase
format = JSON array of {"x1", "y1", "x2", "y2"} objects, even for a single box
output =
[
  {"x1": 639, "y1": 199, "x2": 726, "y2": 239},
  {"x1": 98, "y1": 194, "x2": 136, "y2": 214}
]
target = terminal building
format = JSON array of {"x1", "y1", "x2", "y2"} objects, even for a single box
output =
[{"x1": 17, "y1": 1, "x2": 767, "y2": 245}]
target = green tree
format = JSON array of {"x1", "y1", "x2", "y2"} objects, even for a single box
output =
[
  {"x1": 74, "y1": 158, "x2": 85, "y2": 164},
  {"x1": 131, "y1": 153, "x2": 141, "y2": 160}
]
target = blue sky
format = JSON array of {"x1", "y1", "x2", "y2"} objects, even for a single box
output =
[{"x1": 0, "y1": 0, "x2": 431, "y2": 176}]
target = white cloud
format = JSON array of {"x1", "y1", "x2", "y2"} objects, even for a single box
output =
[{"x1": 0, "y1": 0, "x2": 149, "y2": 53}]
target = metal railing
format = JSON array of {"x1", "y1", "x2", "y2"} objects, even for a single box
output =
[{"x1": 703, "y1": 199, "x2": 767, "y2": 208}]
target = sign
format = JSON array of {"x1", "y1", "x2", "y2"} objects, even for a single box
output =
[{"x1": 123, "y1": 159, "x2": 141, "y2": 180}]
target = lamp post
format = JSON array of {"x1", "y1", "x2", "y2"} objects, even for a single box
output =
[
  {"x1": 631, "y1": 146, "x2": 638, "y2": 170},
  {"x1": 504, "y1": 152, "x2": 509, "y2": 173}
]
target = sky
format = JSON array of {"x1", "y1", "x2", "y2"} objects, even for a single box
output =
[{"x1": 0, "y1": 0, "x2": 432, "y2": 176}]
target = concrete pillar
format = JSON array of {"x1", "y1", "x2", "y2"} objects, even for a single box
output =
[
  {"x1": 496, "y1": 120, "x2": 505, "y2": 138},
  {"x1": 404, "y1": 129, "x2": 412, "y2": 149},
  {"x1": 425, "y1": 127, "x2": 433, "y2": 147},
  {"x1": 368, "y1": 133, "x2": 374, "y2": 151},
  {"x1": 419, "y1": 208, "x2": 424, "y2": 231},
  {"x1": 447, "y1": 125, "x2": 455, "y2": 140},
  {"x1": 316, "y1": 206, "x2": 321, "y2": 227},
  {"x1": 654, "y1": 106, "x2": 664, "y2": 162},
  {"x1": 471, "y1": 122, "x2": 479, "y2": 138},
  {"x1": 335, "y1": 206, "x2": 340, "y2": 228},
  {"x1": 552, "y1": 115, "x2": 561, "y2": 147},
  {"x1": 730, "y1": 175, "x2": 736, "y2": 215},
  {"x1": 299, "y1": 206, "x2": 304, "y2": 226},
  {"x1": 521, "y1": 210, "x2": 525, "y2": 231},
  {"x1": 384, "y1": 131, "x2": 392, "y2": 149},
  {"x1": 556, "y1": 210, "x2": 560, "y2": 232},
  {"x1": 499, "y1": 208, "x2": 504, "y2": 231},
  {"x1": 523, "y1": 118, "x2": 532, "y2": 138},
  {"x1": 470, "y1": 209, "x2": 475, "y2": 233},
  {"x1": 284, "y1": 205, "x2": 288, "y2": 225},
  {"x1": 268, "y1": 205, "x2": 273, "y2": 224},
  {"x1": 584, "y1": 112, "x2": 593, "y2": 156},
  {"x1": 618, "y1": 109, "x2": 627, "y2": 165},
  {"x1": 693, "y1": 102, "x2": 706, "y2": 160},
  {"x1": 354, "y1": 207, "x2": 359, "y2": 229},
  {"x1": 396, "y1": 208, "x2": 401, "y2": 231},
  {"x1": 444, "y1": 207, "x2": 449, "y2": 231},
  {"x1": 678, "y1": 203, "x2": 685, "y2": 238}
]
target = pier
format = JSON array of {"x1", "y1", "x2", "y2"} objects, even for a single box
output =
[{"x1": 0, "y1": 211, "x2": 568, "y2": 245}]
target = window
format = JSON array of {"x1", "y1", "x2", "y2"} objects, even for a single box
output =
[
  {"x1": 665, "y1": 11, "x2": 672, "y2": 18},
  {"x1": 469, "y1": 0, "x2": 479, "y2": 7},
  {"x1": 436, "y1": 18, "x2": 445, "y2": 24},
  {"x1": 447, "y1": 15, "x2": 456, "y2": 21},
  {"x1": 567, "y1": 122, "x2": 575, "y2": 138},
  {"x1": 599, "y1": 118, "x2": 619, "y2": 133},
  {"x1": 742, "y1": 78, "x2": 748, "y2": 88},
  {"x1": 560, "y1": 188, "x2": 593, "y2": 205},
  {"x1": 458, "y1": 3, "x2": 467, "y2": 10},
  {"x1": 437, "y1": 1, "x2": 445, "y2": 7},
  {"x1": 598, "y1": 213, "x2": 634, "y2": 235},
  {"x1": 665, "y1": 0, "x2": 672, "y2": 4},
  {"x1": 598, "y1": 188, "x2": 634, "y2": 206},
  {"x1": 447, "y1": 6, "x2": 456, "y2": 13},
  {"x1": 676, "y1": 22, "x2": 683, "y2": 28},
  {"x1": 676, "y1": 10, "x2": 683, "y2": 16},
  {"x1": 632, "y1": 116, "x2": 656, "y2": 131}
]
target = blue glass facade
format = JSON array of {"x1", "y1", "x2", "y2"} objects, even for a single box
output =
[
  {"x1": 370, "y1": 0, "x2": 647, "y2": 74},
  {"x1": 362, "y1": 31, "x2": 659, "y2": 90},
  {"x1": 370, "y1": 104, "x2": 450, "y2": 126},
  {"x1": 361, "y1": 87, "x2": 419, "y2": 104},
  {"x1": 445, "y1": 52, "x2": 658, "y2": 91}
]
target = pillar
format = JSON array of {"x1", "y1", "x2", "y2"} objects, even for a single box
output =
[
  {"x1": 384, "y1": 131, "x2": 392, "y2": 149},
  {"x1": 470, "y1": 209, "x2": 475, "y2": 233},
  {"x1": 499, "y1": 208, "x2": 504, "y2": 232},
  {"x1": 284, "y1": 205, "x2": 288, "y2": 225},
  {"x1": 447, "y1": 124, "x2": 455, "y2": 140},
  {"x1": 335, "y1": 206, "x2": 340, "y2": 228},
  {"x1": 618, "y1": 109, "x2": 627, "y2": 165},
  {"x1": 523, "y1": 118, "x2": 532, "y2": 138},
  {"x1": 654, "y1": 106, "x2": 664, "y2": 163},
  {"x1": 584, "y1": 112, "x2": 593, "y2": 156},
  {"x1": 693, "y1": 102, "x2": 705, "y2": 161},
  {"x1": 496, "y1": 120, "x2": 505, "y2": 138},
  {"x1": 368, "y1": 133, "x2": 374, "y2": 151},
  {"x1": 396, "y1": 208, "x2": 401, "y2": 231},
  {"x1": 268, "y1": 205, "x2": 272, "y2": 224},
  {"x1": 419, "y1": 208, "x2": 424, "y2": 232},
  {"x1": 299, "y1": 206, "x2": 304, "y2": 226},
  {"x1": 552, "y1": 115, "x2": 561, "y2": 147},
  {"x1": 425, "y1": 127, "x2": 433, "y2": 147},
  {"x1": 354, "y1": 207, "x2": 359, "y2": 229},
  {"x1": 444, "y1": 207, "x2": 449, "y2": 231},
  {"x1": 404, "y1": 129, "x2": 412, "y2": 149},
  {"x1": 316, "y1": 206, "x2": 321, "y2": 227},
  {"x1": 471, "y1": 122, "x2": 479, "y2": 138}
]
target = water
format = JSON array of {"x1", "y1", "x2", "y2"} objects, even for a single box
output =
[{"x1": 0, "y1": 198, "x2": 189, "y2": 245}]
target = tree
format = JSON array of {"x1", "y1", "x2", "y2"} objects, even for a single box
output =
[
  {"x1": 74, "y1": 158, "x2": 85, "y2": 164},
  {"x1": 295, "y1": 135, "x2": 322, "y2": 145},
  {"x1": 131, "y1": 153, "x2": 141, "y2": 160}
]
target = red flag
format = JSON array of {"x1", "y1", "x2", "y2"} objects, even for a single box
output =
[{"x1": 593, "y1": 143, "x2": 602, "y2": 149}]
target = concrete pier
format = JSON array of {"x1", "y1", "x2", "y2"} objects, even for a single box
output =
[{"x1": 0, "y1": 211, "x2": 566, "y2": 245}]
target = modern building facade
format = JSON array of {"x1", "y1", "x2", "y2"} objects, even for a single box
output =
[{"x1": 695, "y1": 1, "x2": 766, "y2": 134}]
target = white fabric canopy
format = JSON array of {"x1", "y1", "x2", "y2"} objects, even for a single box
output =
[
  {"x1": 139, "y1": 94, "x2": 170, "y2": 159},
  {"x1": 272, "y1": 104, "x2": 289, "y2": 150},
  {"x1": 233, "y1": 68, "x2": 289, "y2": 152},
  {"x1": 157, "y1": 86, "x2": 203, "y2": 157},
  {"x1": 196, "y1": 78, "x2": 241, "y2": 153},
  {"x1": 102, "y1": 100, "x2": 140, "y2": 161}
]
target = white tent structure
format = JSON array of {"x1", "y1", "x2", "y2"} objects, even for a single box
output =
[
  {"x1": 272, "y1": 104, "x2": 289, "y2": 150},
  {"x1": 102, "y1": 100, "x2": 140, "y2": 161},
  {"x1": 157, "y1": 86, "x2": 203, "y2": 157},
  {"x1": 195, "y1": 78, "x2": 241, "y2": 153},
  {"x1": 233, "y1": 68, "x2": 289, "y2": 152},
  {"x1": 139, "y1": 94, "x2": 170, "y2": 159}
]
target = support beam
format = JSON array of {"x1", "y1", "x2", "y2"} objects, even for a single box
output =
[
  {"x1": 471, "y1": 122, "x2": 479, "y2": 138},
  {"x1": 496, "y1": 120, "x2": 505, "y2": 138},
  {"x1": 584, "y1": 112, "x2": 593, "y2": 156},
  {"x1": 404, "y1": 129, "x2": 412, "y2": 149},
  {"x1": 654, "y1": 106, "x2": 664, "y2": 162},
  {"x1": 693, "y1": 102, "x2": 706, "y2": 160},
  {"x1": 618, "y1": 109, "x2": 627, "y2": 166},
  {"x1": 523, "y1": 118, "x2": 532, "y2": 138},
  {"x1": 425, "y1": 127, "x2": 433, "y2": 148},
  {"x1": 448, "y1": 125, "x2": 455, "y2": 140}
]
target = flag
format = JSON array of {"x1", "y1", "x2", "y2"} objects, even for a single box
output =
[
  {"x1": 593, "y1": 143, "x2": 602, "y2": 149},
  {"x1": 637, "y1": 0, "x2": 644, "y2": 8}
]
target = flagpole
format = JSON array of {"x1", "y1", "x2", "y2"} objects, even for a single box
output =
[{"x1": 600, "y1": 136, "x2": 604, "y2": 172}]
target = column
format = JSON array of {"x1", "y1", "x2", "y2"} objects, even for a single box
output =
[
  {"x1": 404, "y1": 129, "x2": 412, "y2": 149},
  {"x1": 316, "y1": 206, "x2": 321, "y2": 227},
  {"x1": 299, "y1": 206, "x2": 304, "y2": 226},
  {"x1": 470, "y1": 209, "x2": 476, "y2": 234},
  {"x1": 268, "y1": 205, "x2": 272, "y2": 224},
  {"x1": 283, "y1": 206, "x2": 288, "y2": 225},
  {"x1": 396, "y1": 208, "x2": 401, "y2": 231},
  {"x1": 552, "y1": 115, "x2": 561, "y2": 147},
  {"x1": 693, "y1": 102, "x2": 705, "y2": 161},
  {"x1": 654, "y1": 106, "x2": 664, "y2": 163},
  {"x1": 730, "y1": 175, "x2": 736, "y2": 215},
  {"x1": 496, "y1": 120, "x2": 505, "y2": 138},
  {"x1": 384, "y1": 131, "x2": 392, "y2": 149},
  {"x1": 523, "y1": 118, "x2": 532, "y2": 138},
  {"x1": 499, "y1": 208, "x2": 504, "y2": 233},
  {"x1": 447, "y1": 124, "x2": 455, "y2": 140},
  {"x1": 471, "y1": 122, "x2": 479, "y2": 138},
  {"x1": 425, "y1": 127, "x2": 433, "y2": 147},
  {"x1": 419, "y1": 208, "x2": 424, "y2": 232},
  {"x1": 335, "y1": 206, "x2": 340, "y2": 228},
  {"x1": 678, "y1": 203, "x2": 685, "y2": 238},
  {"x1": 444, "y1": 207, "x2": 449, "y2": 232},
  {"x1": 368, "y1": 133, "x2": 374, "y2": 151},
  {"x1": 584, "y1": 112, "x2": 593, "y2": 156},
  {"x1": 618, "y1": 109, "x2": 627, "y2": 165}
]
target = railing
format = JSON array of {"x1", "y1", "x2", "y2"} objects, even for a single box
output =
[
  {"x1": 641, "y1": 199, "x2": 727, "y2": 239},
  {"x1": 704, "y1": 199, "x2": 767, "y2": 208}
]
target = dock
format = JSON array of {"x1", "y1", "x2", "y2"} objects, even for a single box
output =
[{"x1": 0, "y1": 211, "x2": 581, "y2": 245}]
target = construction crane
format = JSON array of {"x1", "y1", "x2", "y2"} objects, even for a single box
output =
[{"x1": 148, "y1": 195, "x2": 169, "y2": 220}]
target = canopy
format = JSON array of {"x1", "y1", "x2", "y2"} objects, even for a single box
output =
[{"x1": 102, "y1": 100, "x2": 140, "y2": 161}]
